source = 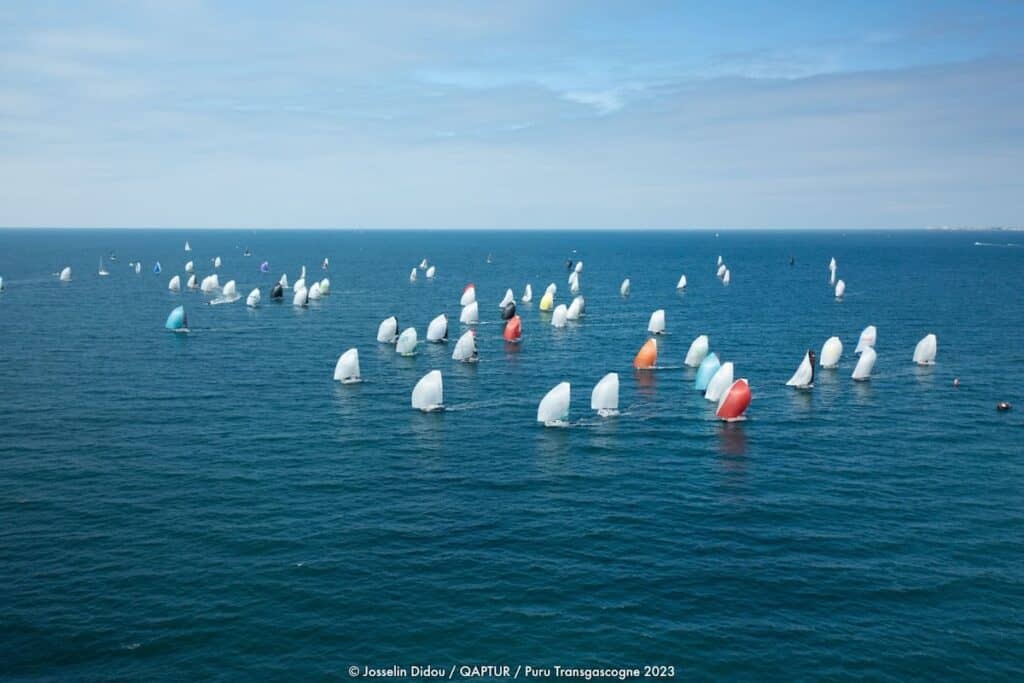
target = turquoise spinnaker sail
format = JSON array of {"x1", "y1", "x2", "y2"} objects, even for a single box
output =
[
  {"x1": 695, "y1": 353, "x2": 721, "y2": 391},
  {"x1": 165, "y1": 305, "x2": 187, "y2": 331}
]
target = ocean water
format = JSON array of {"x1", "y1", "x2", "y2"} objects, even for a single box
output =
[{"x1": 1, "y1": 229, "x2": 1022, "y2": 681}]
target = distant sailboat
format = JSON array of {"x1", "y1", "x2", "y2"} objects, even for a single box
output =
[
  {"x1": 187, "y1": 274, "x2": 199, "y2": 289},
  {"x1": 59, "y1": 266, "x2": 72, "y2": 282},
  {"x1": 246, "y1": 288, "x2": 260, "y2": 307},
  {"x1": 499, "y1": 289, "x2": 514, "y2": 308},
  {"x1": 425, "y1": 265, "x2": 436, "y2": 279},
  {"x1": 574, "y1": 261, "x2": 583, "y2": 274},
  {"x1": 551, "y1": 304, "x2": 568, "y2": 328},
  {"x1": 452, "y1": 330, "x2": 478, "y2": 362},
  {"x1": 185, "y1": 260, "x2": 195, "y2": 273},
  {"x1": 210, "y1": 280, "x2": 239, "y2": 305},
  {"x1": 716, "y1": 264, "x2": 727, "y2": 278},
  {"x1": 722, "y1": 269, "x2": 731, "y2": 285},
  {"x1": 521, "y1": 284, "x2": 533, "y2": 303},
  {"x1": 168, "y1": 275, "x2": 181, "y2": 292},
  {"x1": 539, "y1": 288, "x2": 554, "y2": 312},
  {"x1": 460, "y1": 284, "x2": 477, "y2": 307},
  {"x1": 695, "y1": 353, "x2": 721, "y2": 391},
  {"x1": 334, "y1": 348, "x2": 361, "y2": 383},
  {"x1": 184, "y1": 241, "x2": 191, "y2": 252},
  {"x1": 319, "y1": 278, "x2": 330, "y2": 295},
  {"x1": 279, "y1": 273, "x2": 289, "y2": 289},
  {"x1": 684, "y1": 335, "x2": 709, "y2": 367},
  {"x1": 396, "y1": 327, "x2": 418, "y2": 356},
  {"x1": 704, "y1": 362, "x2": 734, "y2": 402},
  {"x1": 293, "y1": 277, "x2": 306, "y2": 292},
  {"x1": 459, "y1": 301, "x2": 479, "y2": 325},
  {"x1": 620, "y1": 278, "x2": 630, "y2": 297},
  {"x1": 647, "y1": 309, "x2": 666, "y2": 335},
  {"x1": 321, "y1": 257, "x2": 329, "y2": 270},
  {"x1": 913, "y1": 334, "x2": 937, "y2": 365},
  {"x1": 260, "y1": 261, "x2": 270, "y2": 273},
  {"x1": 411, "y1": 370, "x2": 444, "y2": 412},
  {"x1": 820, "y1": 337, "x2": 843, "y2": 368},
  {"x1": 377, "y1": 316, "x2": 399, "y2": 343},
  {"x1": 307, "y1": 282, "x2": 322, "y2": 301},
  {"x1": 676, "y1": 273, "x2": 687, "y2": 289},
  {"x1": 98, "y1": 258, "x2": 109, "y2": 276},
  {"x1": 213, "y1": 256, "x2": 222, "y2": 268},
  {"x1": 270, "y1": 283, "x2": 283, "y2": 299},
  {"x1": 716, "y1": 379, "x2": 752, "y2": 421},
  {"x1": 134, "y1": 262, "x2": 141, "y2": 274},
  {"x1": 835, "y1": 279, "x2": 846, "y2": 298},
  {"x1": 409, "y1": 268, "x2": 417, "y2": 282},
  {"x1": 537, "y1": 382, "x2": 570, "y2": 427},
  {"x1": 292, "y1": 286, "x2": 309, "y2": 307},
  {"x1": 566, "y1": 296, "x2": 584, "y2": 320},
  {"x1": 419, "y1": 259, "x2": 429, "y2": 270},
  {"x1": 855, "y1": 325, "x2": 877, "y2": 354},
  {"x1": 786, "y1": 351, "x2": 816, "y2": 389},
  {"x1": 717, "y1": 255, "x2": 723, "y2": 266},
  {"x1": 852, "y1": 347, "x2": 876, "y2": 381},
  {"x1": 633, "y1": 338, "x2": 657, "y2": 369},
  {"x1": 200, "y1": 274, "x2": 220, "y2": 293},
  {"x1": 153, "y1": 261, "x2": 162, "y2": 274},
  {"x1": 501, "y1": 300, "x2": 516, "y2": 320},
  {"x1": 591, "y1": 373, "x2": 619, "y2": 417},
  {"x1": 165, "y1": 305, "x2": 188, "y2": 333},
  {"x1": 503, "y1": 315, "x2": 522, "y2": 343},
  {"x1": 427, "y1": 313, "x2": 448, "y2": 342}
]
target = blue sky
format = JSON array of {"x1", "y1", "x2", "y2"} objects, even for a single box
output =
[{"x1": 1, "y1": 1, "x2": 1021, "y2": 228}]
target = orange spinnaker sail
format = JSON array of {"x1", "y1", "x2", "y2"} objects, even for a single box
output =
[
  {"x1": 633, "y1": 338, "x2": 657, "y2": 369},
  {"x1": 716, "y1": 379, "x2": 752, "y2": 421},
  {"x1": 504, "y1": 315, "x2": 522, "y2": 342}
]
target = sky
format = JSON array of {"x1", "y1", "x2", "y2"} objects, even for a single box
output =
[{"x1": 0, "y1": 0, "x2": 1022, "y2": 229}]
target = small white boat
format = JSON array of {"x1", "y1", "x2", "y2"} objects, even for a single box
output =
[
  {"x1": 676, "y1": 273, "x2": 687, "y2": 289},
  {"x1": 521, "y1": 284, "x2": 533, "y2": 303},
  {"x1": 786, "y1": 351, "x2": 815, "y2": 389},
  {"x1": 411, "y1": 370, "x2": 444, "y2": 412},
  {"x1": 537, "y1": 382, "x2": 571, "y2": 427},
  {"x1": 213, "y1": 256, "x2": 222, "y2": 269},
  {"x1": 570, "y1": 276, "x2": 580, "y2": 295},
  {"x1": 452, "y1": 330, "x2": 478, "y2": 362},
  {"x1": 185, "y1": 240, "x2": 191, "y2": 252},
  {"x1": 717, "y1": 255, "x2": 723, "y2": 266},
  {"x1": 459, "y1": 301, "x2": 479, "y2": 325},
  {"x1": 551, "y1": 304, "x2": 568, "y2": 328},
  {"x1": 334, "y1": 348, "x2": 361, "y2": 383},
  {"x1": 59, "y1": 266, "x2": 72, "y2": 282},
  {"x1": 425, "y1": 265, "x2": 436, "y2": 279},
  {"x1": 377, "y1": 316, "x2": 399, "y2": 343},
  {"x1": 855, "y1": 325, "x2": 877, "y2": 354},
  {"x1": 246, "y1": 288, "x2": 261, "y2": 307},
  {"x1": 820, "y1": 336, "x2": 843, "y2": 368},
  {"x1": 396, "y1": 327, "x2": 418, "y2": 356},
  {"x1": 168, "y1": 275, "x2": 182, "y2": 292},
  {"x1": 409, "y1": 268, "x2": 417, "y2": 282},
  {"x1": 211, "y1": 280, "x2": 240, "y2": 304},
  {"x1": 913, "y1": 333, "x2": 937, "y2": 365},
  {"x1": 684, "y1": 335, "x2": 710, "y2": 367},
  {"x1": 704, "y1": 362, "x2": 734, "y2": 402},
  {"x1": 427, "y1": 313, "x2": 448, "y2": 342},
  {"x1": 852, "y1": 346, "x2": 876, "y2": 381},
  {"x1": 647, "y1": 309, "x2": 666, "y2": 335},
  {"x1": 591, "y1": 373, "x2": 619, "y2": 416},
  {"x1": 566, "y1": 296, "x2": 584, "y2": 320},
  {"x1": 835, "y1": 279, "x2": 846, "y2": 298},
  {"x1": 620, "y1": 278, "x2": 630, "y2": 297}
]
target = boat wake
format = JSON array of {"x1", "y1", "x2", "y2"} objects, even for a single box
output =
[{"x1": 975, "y1": 241, "x2": 1022, "y2": 248}]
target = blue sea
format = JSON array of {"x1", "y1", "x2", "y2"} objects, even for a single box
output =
[{"x1": 1, "y1": 229, "x2": 1022, "y2": 681}]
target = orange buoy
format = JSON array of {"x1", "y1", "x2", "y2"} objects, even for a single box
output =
[
  {"x1": 503, "y1": 315, "x2": 522, "y2": 342},
  {"x1": 716, "y1": 378, "x2": 752, "y2": 421},
  {"x1": 633, "y1": 338, "x2": 658, "y2": 369}
]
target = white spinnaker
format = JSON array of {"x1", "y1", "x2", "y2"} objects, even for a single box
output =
[
  {"x1": 704, "y1": 362, "x2": 734, "y2": 402},
  {"x1": 684, "y1": 335, "x2": 709, "y2": 367},
  {"x1": 59, "y1": 266, "x2": 72, "y2": 281},
  {"x1": 427, "y1": 314, "x2": 448, "y2": 342},
  {"x1": 551, "y1": 304, "x2": 568, "y2": 328},
  {"x1": 308, "y1": 282, "x2": 322, "y2": 300},
  {"x1": 852, "y1": 346, "x2": 877, "y2": 380},
  {"x1": 292, "y1": 286, "x2": 308, "y2": 307},
  {"x1": 835, "y1": 280, "x2": 846, "y2": 298},
  {"x1": 411, "y1": 370, "x2": 444, "y2": 411},
  {"x1": 396, "y1": 327, "x2": 418, "y2": 355},
  {"x1": 620, "y1": 279, "x2": 630, "y2": 296},
  {"x1": 246, "y1": 288, "x2": 261, "y2": 307},
  {"x1": 786, "y1": 352, "x2": 814, "y2": 388},
  {"x1": 648, "y1": 309, "x2": 666, "y2": 334},
  {"x1": 537, "y1": 382, "x2": 571, "y2": 425},
  {"x1": 425, "y1": 265, "x2": 436, "y2": 278},
  {"x1": 820, "y1": 336, "x2": 843, "y2": 368},
  {"x1": 410, "y1": 268, "x2": 417, "y2": 282},
  {"x1": 913, "y1": 334, "x2": 937, "y2": 365},
  {"x1": 168, "y1": 275, "x2": 181, "y2": 292},
  {"x1": 521, "y1": 284, "x2": 533, "y2": 303},
  {"x1": 499, "y1": 289, "x2": 514, "y2": 308},
  {"x1": 452, "y1": 330, "x2": 477, "y2": 362},
  {"x1": 459, "y1": 301, "x2": 479, "y2": 324},
  {"x1": 566, "y1": 296, "x2": 584, "y2": 320},
  {"x1": 676, "y1": 273, "x2": 687, "y2": 289},
  {"x1": 460, "y1": 286, "x2": 476, "y2": 307},
  {"x1": 334, "y1": 348, "x2": 361, "y2": 383},
  {"x1": 855, "y1": 325, "x2": 877, "y2": 354},
  {"x1": 201, "y1": 274, "x2": 220, "y2": 293},
  {"x1": 377, "y1": 316, "x2": 399, "y2": 343},
  {"x1": 590, "y1": 373, "x2": 619, "y2": 415}
]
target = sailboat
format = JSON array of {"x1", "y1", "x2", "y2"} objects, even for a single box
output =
[
  {"x1": 717, "y1": 264, "x2": 727, "y2": 278},
  {"x1": 200, "y1": 274, "x2": 220, "y2": 293},
  {"x1": 165, "y1": 305, "x2": 188, "y2": 333},
  {"x1": 551, "y1": 304, "x2": 568, "y2": 328},
  {"x1": 377, "y1": 316, "x2": 399, "y2": 343},
  {"x1": 292, "y1": 285, "x2": 309, "y2": 307},
  {"x1": 521, "y1": 284, "x2": 533, "y2": 303},
  {"x1": 499, "y1": 289, "x2": 514, "y2": 308},
  {"x1": 704, "y1": 362, "x2": 734, "y2": 402},
  {"x1": 411, "y1": 370, "x2": 444, "y2": 412},
  {"x1": 270, "y1": 283, "x2": 283, "y2": 299},
  {"x1": 852, "y1": 347, "x2": 876, "y2": 381},
  {"x1": 153, "y1": 261, "x2": 162, "y2": 274},
  {"x1": 855, "y1": 325, "x2": 877, "y2": 354},
  {"x1": 319, "y1": 278, "x2": 330, "y2": 295},
  {"x1": 260, "y1": 261, "x2": 270, "y2": 273},
  {"x1": 307, "y1": 282, "x2": 322, "y2": 301},
  {"x1": 409, "y1": 268, "x2": 417, "y2": 282},
  {"x1": 187, "y1": 274, "x2": 199, "y2": 290},
  {"x1": 427, "y1": 313, "x2": 448, "y2": 342},
  {"x1": 425, "y1": 265, "x2": 436, "y2": 279},
  {"x1": 503, "y1": 315, "x2": 522, "y2": 343},
  {"x1": 459, "y1": 302, "x2": 479, "y2": 325},
  {"x1": 168, "y1": 275, "x2": 181, "y2": 292},
  {"x1": 539, "y1": 287, "x2": 554, "y2": 311},
  {"x1": 684, "y1": 335, "x2": 709, "y2": 367},
  {"x1": 246, "y1": 288, "x2": 261, "y2": 307},
  {"x1": 633, "y1": 338, "x2": 657, "y2": 369},
  {"x1": 566, "y1": 296, "x2": 584, "y2": 320},
  {"x1": 185, "y1": 260, "x2": 195, "y2": 273},
  {"x1": 716, "y1": 379, "x2": 752, "y2": 421},
  {"x1": 537, "y1": 382, "x2": 571, "y2": 427},
  {"x1": 835, "y1": 279, "x2": 846, "y2": 298},
  {"x1": 452, "y1": 330, "x2": 478, "y2": 362},
  {"x1": 676, "y1": 273, "x2": 687, "y2": 289},
  {"x1": 396, "y1": 328, "x2": 418, "y2": 356},
  {"x1": 334, "y1": 349, "x2": 361, "y2": 383},
  {"x1": 419, "y1": 259, "x2": 429, "y2": 270},
  {"x1": 210, "y1": 280, "x2": 240, "y2": 305},
  {"x1": 460, "y1": 284, "x2": 476, "y2": 307},
  {"x1": 213, "y1": 256, "x2": 222, "y2": 269},
  {"x1": 722, "y1": 269, "x2": 731, "y2": 285},
  {"x1": 620, "y1": 278, "x2": 630, "y2": 297},
  {"x1": 59, "y1": 266, "x2": 72, "y2": 282},
  {"x1": 134, "y1": 262, "x2": 142, "y2": 274},
  {"x1": 279, "y1": 273, "x2": 289, "y2": 289},
  {"x1": 819, "y1": 337, "x2": 843, "y2": 368},
  {"x1": 591, "y1": 373, "x2": 619, "y2": 417},
  {"x1": 184, "y1": 241, "x2": 191, "y2": 252},
  {"x1": 786, "y1": 351, "x2": 816, "y2": 389},
  {"x1": 98, "y1": 258, "x2": 109, "y2": 276},
  {"x1": 695, "y1": 353, "x2": 721, "y2": 391},
  {"x1": 647, "y1": 309, "x2": 666, "y2": 335},
  {"x1": 501, "y1": 301, "x2": 516, "y2": 320},
  {"x1": 913, "y1": 334, "x2": 937, "y2": 365}
]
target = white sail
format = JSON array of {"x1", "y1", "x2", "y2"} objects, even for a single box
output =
[
  {"x1": 537, "y1": 382, "x2": 571, "y2": 426},
  {"x1": 723, "y1": 269, "x2": 731, "y2": 284},
  {"x1": 521, "y1": 283, "x2": 533, "y2": 303},
  {"x1": 185, "y1": 260, "x2": 194, "y2": 273},
  {"x1": 459, "y1": 301, "x2": 479, "y2": 324},
  {"x1": 300, "y1": 265, "x2": 306, "y2": 280},
  {"x1": 620, "y1": 278, "x2": 630, "y2": 296},
  {"x1": 452, "y1": 330, "x2": 477, "y2": 362},
  {"x1": 396, "y1": 327, "x2": 418, "y2": 355},
  {"x1": 292, "y1": 286, "x2": 308, "y2": 307},
  {"x1": 566, "y1": 296, "x2": 585, "y2": 320},
  {"x1": 409, "y1": 268, "x2": 417, "y2": 282},
  {"x1": 221, "y1": 280, "x2": 238, "y2": 299},
  {"x1": 684, "y1": 334, "x2": 709, "y2": 367},
  {"x1": 425, "y1": 265, "x2": 436, "y2": 278},
  {"x1": 184, "y1": 240, "x2": 191, "y2": 252},
  {"x1": 200, "y1": 274, "x2": 220, "y2": 293},
  {"x1": 829, "y1": 257, "x2": 836, "y2": 271},
  {"x1": 786, "y1": 352, "x2": 815, "y2": 388},
  {"x1": 716, "y1": 264, "x2": 727, "y2": 278},
  {"x1": 293, "y1": 277, "x2": 306, "y2": 292},
  {"x1": 835, "y1": 279, "x2": 846, "y2": 298},
  {"x1": 213, "y1": 256, "x2": 222, "y2": 268},
  {"x1": 590, "y1": 373, "x2": 619, "y2": 416},
  {"x1": 855, "y1": 325, "x2": 877, "y2": 354},
  {"x1": 134, "y1": 262, "x2": 141, "y2": 274},
  {"x1": 427, "y1": 313, "x2": 448, "y2": 342},
  {"x1": 704, "y1": 362, "x2": 734, "y2": 402},
  {"x1": 59, "y1": 266, "x2": 72, "y2": 282},
  {"x1": 377, "y1": 316, "x2": 399, "y2": 343},
  {"x1": 913, "y1": 333, "x2": 937, "y2": 365},
  {"x1": 419, "y1": 259, "x2": 429, "y2": 270},
  {"x1": 717, "y1": 255, "x2": 723, "y2": 266},
  {"x1": 246, "y1": 288, "x2": 261, "y2": 307},
  {"x1": 574, "y1": 261, "x2": 583, "y2": 274},
  {"x1": 187, "y1": 273, "x2": 198, "y2": 289},
  {"x1": 460, "y1": 286, "x2": 476, "y2": 307},
  {"x1": 334, "y1": 348, "x2": 361, "y2": 383},
  {"x1": 570, "y1": 276, "x2": 580, "y2": 295},
  {"x1": 829, "y1": 270, "x2": 836, "y2": 286},
  {"x1": 567, "y1": 271, "x2": 578, "y2": 286},
  {"x1": 852, "y1": 346, "x2": 876, "y2": 380},
  {"x1": 499, "y1": 288, "x2": 514, "y2": 308},
  {"x1": 308, "y1": 282, "x2": 322, "y2": 300},
  {"x1": 168, "y1": 275, "x2": 181, "y2": 292},
  {"x1": 820, "y1": 336, "x2": 843, "y2": 368},
  {"x1": 551, "y1": 304, "x2": 568, "y2": 328},
  {"x1": 319, "y1": 278, "x2": 330, "y2": 295},
  {"x1": 648, "y1": 309, "x2": 666, "y2": 334},
  {"x1": 545, "y1": 283, "x2": 557, "y2": 297},
  {"x1": 411, "y1": 370, "x2": 444, "y2": 412},
  {"x1": 676, "y1": 273, "x2": 687, "y2": 289},
  {"x1": 279, "y1": 273, "x2": 288, "y2": 288}
]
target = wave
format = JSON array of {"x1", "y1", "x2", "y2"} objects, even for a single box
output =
[{"x1": 974, "y1": 241, "x2": 1023, "y2": 248}]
